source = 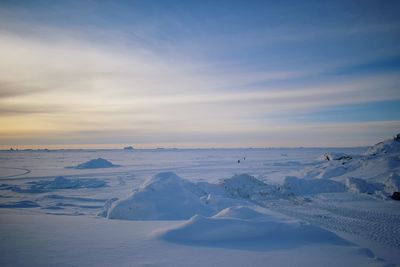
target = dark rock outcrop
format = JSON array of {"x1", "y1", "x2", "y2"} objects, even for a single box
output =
[{"x1": 391, "y1": 192, "x2": 400, "y2": 201}]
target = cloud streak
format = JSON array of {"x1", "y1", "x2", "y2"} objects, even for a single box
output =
[{"x1": 0, "y1": 1, "x2": 399, "y2": 148}]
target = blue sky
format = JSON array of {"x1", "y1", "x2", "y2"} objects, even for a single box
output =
[{"x1": 0, "y1": 0, "x2": 399, "y2": 148}]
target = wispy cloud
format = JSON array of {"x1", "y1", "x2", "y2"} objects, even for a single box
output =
[
  {"x1": 0, "y1": 1, "x2": 399, "y2": 148},
  {"x1": 1, "y1": 26, "x2": 399, "y2": 146}
]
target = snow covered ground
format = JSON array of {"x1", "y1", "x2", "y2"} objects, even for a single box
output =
[{"x1": 0, "y1": 137, "x2": 399, "y2": 266}]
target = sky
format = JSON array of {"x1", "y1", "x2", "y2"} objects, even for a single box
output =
[{"x1": 0, "y1": 0, "x2": 399, "y2": 149}]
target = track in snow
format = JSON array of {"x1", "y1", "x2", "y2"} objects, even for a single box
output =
[
  {"x1": 275, "y1": 201, "x2": 400, "y2": 249},
  {"x1": 0, "y1": 167, "x2": 31, "y2": 179}
]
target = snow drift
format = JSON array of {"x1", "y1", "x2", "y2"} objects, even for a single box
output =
[
  {"x1": 159, "y1": 206, "x2": 347, "y2": 246},
  {"x1": 107, "y1": 172, "x2": 213, "y2": 220},
  {"x1": 68, "y1": 158, "x2": 120, "y2": 169}
]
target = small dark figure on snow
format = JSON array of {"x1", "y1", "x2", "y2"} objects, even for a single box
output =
[{"x1": 237, "y1": 160, "x2": 240, "y2": 164}]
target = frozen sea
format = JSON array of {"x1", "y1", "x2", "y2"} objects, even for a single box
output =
[{"x1": 0, "y1": 145, "x2": 399, "y2": 267}]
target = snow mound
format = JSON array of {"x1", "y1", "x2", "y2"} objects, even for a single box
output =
[
  {"x1": 159, "y1": 206, "x2": 346, "y2": 246},
  {"x1": 365, "y1": 135, "x2": 400, "y2": 156},
  {"x1": 70, "y1": 158, "x2": 120, "y2": 169},
  {"x1": 9, "y1": 176, "x2": 106, "y2": 193},
  {"x1": 284, "y1": 176, "x2": 346, "y2": 195},
  {"x1": 221, "y1": 174, "x2": 280, "y2": 201},
  {"x1": 345, "y1": 177, "x2": 384, "y2": 194},
  {"x1": 107, "y1": 172, "x2": 213, "y2": 220}
]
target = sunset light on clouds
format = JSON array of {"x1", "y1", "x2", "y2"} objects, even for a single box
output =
[{"x1": 0, "y1": 0, "x2": 399, "y2": 148}]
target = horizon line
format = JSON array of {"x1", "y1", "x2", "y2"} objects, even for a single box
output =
[{"x1": 0, "y1": 144, "x2": 370, "y2": 151}]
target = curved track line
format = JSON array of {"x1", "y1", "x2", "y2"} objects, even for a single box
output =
[{"x1": 0, "y1": 167, "x2": 31, "y2": 179}]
